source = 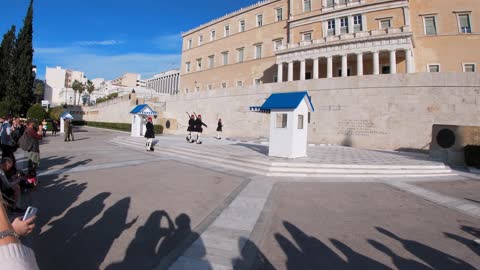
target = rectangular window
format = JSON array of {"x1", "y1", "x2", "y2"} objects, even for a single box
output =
[
  {"x1": 198, "y1": 35, "x2": 203, "y2": 45},
  {"x1": 237, "y1": 48, "x2": 245, "y2": 63},
  {"x1": 185, "y1": 62, "x2": 191, "y2": 73},
  {"x1": 255, "y1": 79, "x2": 261, "y2": 85},
  {"x1": 340, "y1": 17, "x2": 349, "y2": 34},
  {"x1": 276, "y1": 113, "x2": 288, "y2": 128},
  {"x1": 353, "y1": 15, "x2": 363, "y2": 32},
  {"x1": 195, "y1": 86, "x2": 200, "y2": 92},
  {"x1": 255, "y1": 44, "x2": 262, "y2": 59},
  {"x1": 208, "y1": 84, "x2": 213, "y2": 90},
  {"x1": 187, "y1": 39, "x2": 192, "y2": 49},
  {"x1": 464, "y1": 63, "x2": 476, "y2": 72},
  {"x1": 302, "y1": 32, "x2": 312, "y2": 41},
  {"x1": 196, "y1": 58, "x2": 202, "y2": 71},
  {"x1": 222, "y1": 52, "x2": 229, "y2": 65},
  {"x1": 256, "y1": 14, "x2": 263, "y2": 27},
  {"x1": 424, "y1": 16, "x2": 437, "y2": 35},
  {"x1": 222, "y1": 82, "x2": 227, "y2": 88},
  {"x1": 236, "y1": 81, "x2": 243, "y2": 87},
  {"x1": 274, "y1": 39, "x2": 283, "y2": 50},
  {"x1": 224, "y1": 25, "x2": 230, "y2": 37},
  {"x1": 338, "y1": 0, "x2": 347, "y2": 4},
  {"x1": 326, "y1": 0, "x2": 334, "y2": 7},
  {"x1": 380, "y1": 19, "x2": 391, "y2": 29},
  {"x1": 208, "y1": 55, "x2": 215, "y2": 69},
  {"x1": 458, "y1": 14, "x2": 472, "y2": 33},
  {"x1": 304, "y1": 0, "x2": 311, "y2": 12},
  {"x1": 428, "y1": 64, "x2": 440, "y2": 72},
  {"x1": 297, "y1": 115, "x2": 304, "y2": 129},
  {"x1": 239, "y1": 20, "x2": 246, "y2": 32},
  {"x1": 210, "y1": 30, "x2": 216, "y2": 41},
  {"x1": 276, "y1": 8, "x2": 283, "y2": 21},
  {"x1": 327, "y1": 19, "x2": 336, "y2": 36}
]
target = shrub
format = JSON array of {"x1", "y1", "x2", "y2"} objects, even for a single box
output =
[
  {"x1": 0, "y1": 101, "x2": 11, "y2": 118},
  {"x1": 96, "y1": 93, "x2": 119, "y2": 104},
  {"x1": 49, "y1": 107, "x2": 64, "y2": 121},
  {"x1": 464, "y1": 145, "x2": 480, "y2": 168},
  {"x1": 154, "y1": 125, "x2": 163, "y2": 135},
  {"x1": 82, "y1": 121, "x2": 163, "y2": 134},
  {"x1": 26, "y1": 104, "x2": 47, "y2": 121}
]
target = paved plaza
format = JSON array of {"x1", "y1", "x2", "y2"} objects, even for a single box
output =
[{"x1": 25, "y1": 127, "x2": 480, "y2": 270}]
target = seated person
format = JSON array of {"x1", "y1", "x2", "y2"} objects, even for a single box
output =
[{"x1": 0, "y1": 158, "x2": 23, "y2": 214}]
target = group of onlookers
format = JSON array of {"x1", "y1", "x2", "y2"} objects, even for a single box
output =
[{"x1": 0, "y1": 115, "x2": 42, "y2": 269}]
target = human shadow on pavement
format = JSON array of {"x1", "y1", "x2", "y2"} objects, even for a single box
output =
[
  {"x1": 43, "y1": 197, "x2": 138, "y2": 270},
  {"x1": 376, "y1": 227, "x2": 477, "y2": 270},
  {"x1": 235, "y1": 143, "x2": 269, "y2": 156},
  {"x1": 106, "y1": 212, "x2": 208, "y2": 270},
  {"x1": 368, "y1": 239, "x2": 432, "y2": 269},
  {"x1": 232, "y1": 237, "x2": 275, "y2": 270},
  {"x1": 444, "y1": 225, "x2": 480, "y2": 256}
]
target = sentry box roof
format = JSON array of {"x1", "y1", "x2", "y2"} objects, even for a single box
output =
[
  {"x1": 250, "y1": 91, "x2": 315, "y2": 113},
  {"x1": 130, "y1": 104, "x2": 158, "y2": 116}
]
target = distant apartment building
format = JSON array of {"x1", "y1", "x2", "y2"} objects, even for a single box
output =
[
  {"x1": 180, "y1": 0, "x2": 479, "y2": 92},
  {"x1": 111, "y1": 73, "x2": 144, "y2": 87},
  {"x1": 145, "y1": 70, "x2": 180, "y2": 95},
  {"x1": 44, "y1": 66, "x2": 86, "y2": 105}
]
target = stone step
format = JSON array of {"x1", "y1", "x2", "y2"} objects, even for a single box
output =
[{"x1": 111, "y1": 137, "x2": 455, "y2": 178}]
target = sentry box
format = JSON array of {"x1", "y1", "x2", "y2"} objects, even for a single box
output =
[
  {"x1": 250, "y1": 91, "x2": 315, "y2": 158},
  {"x1": 130, "y1": 104, "x2": 158, "y2": 137}
]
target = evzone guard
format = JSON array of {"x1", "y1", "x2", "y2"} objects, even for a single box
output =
[
  {"x1": 194, "y1": 114, "x2": 208, "y2": 144},
  {"x1": 186, "y1": 113, "x2": 195, "y2": 142}
]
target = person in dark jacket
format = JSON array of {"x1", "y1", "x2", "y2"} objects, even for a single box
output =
[
  {"x1": 216, "y1": 119, "x2": 223, "y2": 140},
  {"x1": 186, "y1": 115, "x2": 195, "y2": 142},
  {"x1": 194, "y1": 115, "x2": 207, "y2": 144},
  {"x1": 144, "y1": 117, "x2": 155, "y2": 151}
]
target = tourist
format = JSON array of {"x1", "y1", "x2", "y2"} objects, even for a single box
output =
[
  {"x1": 0, "y1": 158, "x2": 23, "y2": 214},
  {"x1": 144, "y1": 117, "x2": 155, "y2": 151},
  {"x1": 0, "y1": 116, "x2": 17, "y2": 167},
  {"x1": 51, "y1": 120, "x2": 58, "y2": 136},
  {"x1": 0, "y1": 196, "x2": 39, "y2": 270},
  {"x1": 194, "y1": 114, "x2": 207, "y2": 144},
  {"x1": 186, "y1": 114, "x2": 195, "y2": 142},
  {"x1": 216, "y1": 119, "x2": 223, "y2": 140},
  {"x1": 20, "y1": 120, "x2": 42, "y2": 184},
  {"x1": 64, "y1": 119, "x2": 74, "y2": 142},
  {"x1": 41, "y1": 119, "x2": 47, "y2": 137}
]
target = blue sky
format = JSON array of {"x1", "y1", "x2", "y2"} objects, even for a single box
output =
[{"x1": 0, "y1": 0, "x2": 260, "y2": 80}]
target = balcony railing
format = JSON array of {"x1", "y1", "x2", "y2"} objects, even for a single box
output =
[{"x1": 277, "y1": 26, "x2": 411, "y2": 52}]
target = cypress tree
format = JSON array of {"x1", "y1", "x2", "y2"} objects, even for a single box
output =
[
  {"x1": 11, "y1": 0, "x2": 35, "y2": 115},
  {"x1": 0, "y1": 26, "x2": 17, "y2": 105}
]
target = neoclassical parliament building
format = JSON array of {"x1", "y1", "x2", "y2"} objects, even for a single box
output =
[{"x1": 179, "y1": 0, "x2": 478, "y2": 92}]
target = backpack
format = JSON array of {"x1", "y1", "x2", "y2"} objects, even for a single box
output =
[{"x1": 18, "y1": 131, "x2": 34, "y2": 152}]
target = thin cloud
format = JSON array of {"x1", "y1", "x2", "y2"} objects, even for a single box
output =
[
  {"x1": 74, "y1": 40, "x2": 125, "y2": 46},
  {"x1": 152, "y1": 34, "x2": 182, "y2": 51}
]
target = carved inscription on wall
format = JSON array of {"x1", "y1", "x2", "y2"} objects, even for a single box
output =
[
  {"x1": 317, "y1": 105, "x2": 346, "y2": 112},
  {"x1": 337, "y1": 120, "x2": 387, "y2": 137}
]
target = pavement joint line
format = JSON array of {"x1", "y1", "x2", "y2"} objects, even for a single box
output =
[
  {"x1": 38, "y1": 157, "x2": 168, "y2": 177},
  {"x1": 386, "y1": 181, "x2": 480, "y2": 220},
  {"x1": 153, "y1": 178, "x2": 252, "y2": 270}
]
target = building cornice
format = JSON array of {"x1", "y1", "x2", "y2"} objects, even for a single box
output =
[{"x1": 182, "y1": 0, "x2": 282, "y2": 37}]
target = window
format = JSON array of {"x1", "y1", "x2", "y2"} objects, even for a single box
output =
[
  {"x1": 276, "y1": 8, "x2": 283, "y2": 21},
  {"x1": 326, "y1": 0, "x2": 334, "y2": 7},
  {"x1": 276, "y1": 113, "x2": 287, "y2": 128},
  {"x1": 224, "y1": 25, "x2": 230, "y2": 37},
  {"x1": 196, "y1": 58, "x2": 202, "y2": 71},
  {"x1": 274, "y1": 39, "x2": 283, "y2": 50},
  {"x1": 256, "y1": 14, "x2": 263, "y2": 27},
  {"x1": 382, "y1": 66, "x2": 390, "y2": 74},
  {"x1": 340, "y1": 17, "x2": 349, "y2": 34},
  {"x1": 302, "y1": 32, "x2": 312, "y2": 41},
  {"x1": 222, "y1": 51, "x2": 229, "y2": 65},
  {"x1": 255, "y1": 44, "x2": 262, "y2": 59},
  {"x1": 353, "y1": 15, "x2": 362, "y2": 32},
  {"x1": 195, "y1": 86, "x2": 200, "y2": 92},
  {"x1": 428, "y1": 64, "x2": 440, "y2": 72},
  {"x1": 236, "y1": 81, "x2": 243, "y2": 87},
  {"x1": 221, "y1": 82, "x2": 227, "y2": 88},
  {"x1": 380, "y1": 19, "x2": 391, "y2": 29},
  {"x1": 255, "y1": 79, "x2": 261, "y2": 85},
  {"x1": 338, "y1": 0, "x2": 347, "y2": 4},
  {"x1": 237, "y1": 48, "x2": 245, "y2": 63},
  {"x1": 187, "y1": 39, "x2": 192, "y2": 49},
  {"x1": 464, "y1": 63, "x2": 476, "y2": 72},
  {"x1": 239, "y1": 20, "x2": 246, "y2": 32},
  {"x1": 304, "y1": 0, "x2": 311, "y2": 12},
  {"x1": 210, "y1": 30, "x2": 216, "y2": 41},
  {"x1": 185, "y1": 88, "x2": 189, "y2": 93},
  {"x1": 327, "y1": 19, "x2": 336, "y2": 36},
  {"x1": 185, "y1": 62, "x2": 191, "y2": 73},
  {"x1": 198, "y1": 35, "x2": 203, "y2": 45},
  {"x1": 458, "y1": 14, "x2": 472, "y2": 33},
  {"x1": 298, "y1": 115, "x2": 304, "y2": 129},
  {"x1": 208, "y1": 84, "x2": 213, "y2": 90},
  {"x1": 208, "y1": 55, "x2": 215, "y2": 69},
  {"x1": 424, "y1": 16, "x2": 437, "y2": 35}
]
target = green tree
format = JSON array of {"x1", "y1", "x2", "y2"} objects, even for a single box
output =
[
  {"x1": 0, "y1": 101, "x2": 11, "y2": 117},
  {"x1": 86, "y1": 80, "x2": 95, "y2": 104},
  {"x1": 11, "y1": 0, "x2": 35, "y2": 115},
  {"x1": 26, "y1": 103, "x2": 47, "y2": 121},
  {"x1": 49, "y1": 106, "x2": 64, "y2": 121},
  {"x1": 34, "y1": 79, "x2": 44, "y2": 103},
  {"x1": 71, "y1": 80, "x2": 83, "y2": 105},
  {"x1": 0, "y1": 26, "x2": 17, "y2": 103}
]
